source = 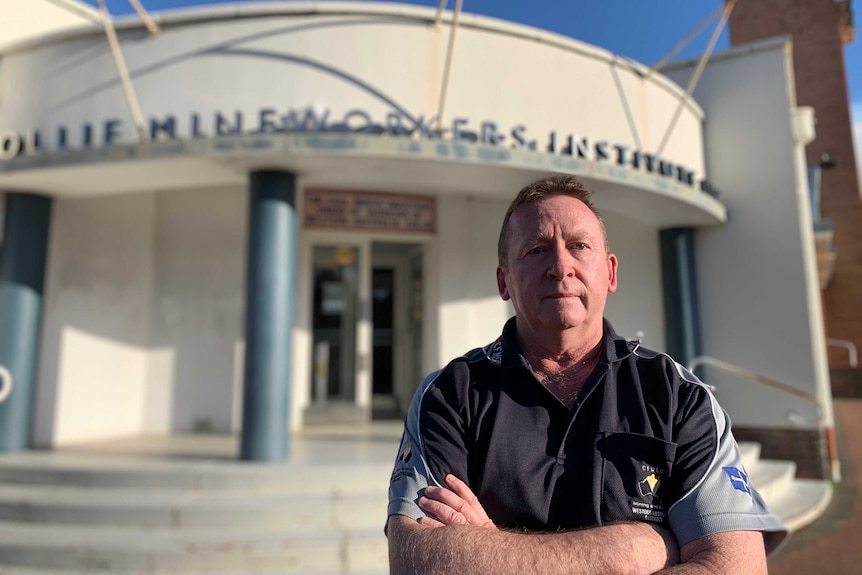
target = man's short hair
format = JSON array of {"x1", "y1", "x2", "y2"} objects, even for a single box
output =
[{"x1": 497, "y1": 174, "x2": 607, "y2": 267}]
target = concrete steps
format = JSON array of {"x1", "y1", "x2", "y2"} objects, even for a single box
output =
[
  {"x1": 0, "y1": 521, "x2": 387, "y2": 573},
  {"x1": 0, "y1": 438, "x2": 832, "y2": 574},
  {"x1": 0, "y1": 486, "x2": 387, "y2": 530},
  {"x1": 0, "y1": 459, "x2": 389, "y2": 493},
  {"x1": 0, "y1": 440, "x2": 394, "y2": 574}
]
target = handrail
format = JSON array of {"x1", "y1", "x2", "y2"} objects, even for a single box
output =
[
  {"x1": 826, "y1": 338, "x2": 858, "y2": 368},
  {"x1": 0, "y1": 365, "x2": 12, "y2": 404},
  {"x1": 687, "y1": 355, "x2": 841, "y2": 483},
  {"x1": 687, "y1": 355, "x2": 820, "y2": 404}
]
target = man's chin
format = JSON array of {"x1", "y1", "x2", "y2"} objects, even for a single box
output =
[{"x1": 541, "y1": 315, "x2": 589, "y2": 332}]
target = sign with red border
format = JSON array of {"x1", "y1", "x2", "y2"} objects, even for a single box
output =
[{"x1": 304, "y1": 189, "x2": 436, "y2": 233}]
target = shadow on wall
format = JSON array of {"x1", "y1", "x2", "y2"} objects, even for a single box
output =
[{"x1": 34, "y1": 186, "x2": 248, "y2": 445}]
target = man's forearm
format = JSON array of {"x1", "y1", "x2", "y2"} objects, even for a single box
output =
[
  {"x1": 653, "y1": 531, "x2": 768, "y2": 575},
  {"x1": 388, "y1": 515, "x2": 676, "y2": 575}
]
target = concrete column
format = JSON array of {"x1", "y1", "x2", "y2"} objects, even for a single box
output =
[
  {"x1": 659, "y1": 228, "x2": 702, "y2": 365},
  {"x1": 0, "y1": 193, "x2": 52, "y2": 452},
  {"x1": 241, "y1": 171, "x2": 297, "y2": 462}
]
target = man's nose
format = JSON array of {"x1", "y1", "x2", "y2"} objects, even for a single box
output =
[{"x1": 546, "y1": 246, "x2": 575, "y2": 279}]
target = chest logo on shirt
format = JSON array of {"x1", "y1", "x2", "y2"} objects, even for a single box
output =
[
  {"x1": 637, "y1": 472, "x2": 662, "y2": 498},
  {"x1": 630, "y1": 464, "x2": 667, "y2": 522}
]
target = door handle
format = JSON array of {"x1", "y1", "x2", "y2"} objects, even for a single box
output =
[{"x1": 0, "y1": 365, "x2": 12, "y2": 404}]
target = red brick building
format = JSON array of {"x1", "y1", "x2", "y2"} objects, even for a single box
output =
[{"x1": 728, "y1": 0, "x2": 861, "y2": 379}]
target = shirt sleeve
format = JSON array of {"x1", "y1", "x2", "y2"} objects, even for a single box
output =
[
  {"x1": 387, "y1": 371, "x2": 438, "y2": 523},
  {"x1": 387, "y1": 360, "x2": 475, "y2": 528},
  {"x1": 666, "y1": 362, "x2": 788, "y2": 554}
]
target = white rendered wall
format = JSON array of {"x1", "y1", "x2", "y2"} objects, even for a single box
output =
[
  {"x1": 34, "y1": 194, "x2": 155, "y2": 446},
  {"x1": 147, "y1": 186, "x2": 247, "y2": 433},
  {"x1": 435, "y1": 194, "x2": 509, "y2": 362},
  {"x1": 665, "y1": 40, "x2": 832, "y2": 430},
  {"x1": 34, "y1": 186, "x2": 249, "y2": 444},
  {"x1": 603, "y1": 213, "x2": 666, "y2": 350}
]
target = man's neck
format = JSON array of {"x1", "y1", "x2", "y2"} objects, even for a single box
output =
[
  {"x1": 517, "y1": 325, "x2": 604, "y2": 410},
  {"x1": 517, "y1": 324, "x2": 605, "y2": 380}
]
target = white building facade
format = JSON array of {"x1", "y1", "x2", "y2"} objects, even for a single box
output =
[{"x1": 0, "y1": 2, "x2": 834, "y2": 477}]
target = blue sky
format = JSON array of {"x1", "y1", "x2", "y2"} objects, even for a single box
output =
[{"x1": 86, "y1": 0, "x2": 862, "y2": 174}]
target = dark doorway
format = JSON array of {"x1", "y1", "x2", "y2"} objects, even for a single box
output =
[
  {"x1": 371, "y1": 243, "x2": 424, "y2": 420},
  {"x1": 372, "y1": 268, "x2": 395, "y2": 396}
]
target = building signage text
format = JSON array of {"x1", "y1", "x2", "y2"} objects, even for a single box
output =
[
  {"x1": 0, "y1": 106, "x2": 719, "y2": 198},
  {"x1": 304, "y1": 189, "x2": 436, "y2": 233}
]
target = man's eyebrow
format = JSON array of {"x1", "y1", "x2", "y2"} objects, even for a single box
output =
[{"x1": 521, "y1": 233, "x2": 550, "y2": 246}]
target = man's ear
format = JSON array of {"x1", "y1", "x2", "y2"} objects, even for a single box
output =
[
  {"x1": 496, "y1": 266, "x2": 511, "y2": 300},
  {"x1": 607, "y1": 253, "x2": 618, "y2": 293}
]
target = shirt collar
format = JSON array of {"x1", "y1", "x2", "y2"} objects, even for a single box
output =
[{"x1": 602, "y1": 318, "x2": 638, "y2": 363}]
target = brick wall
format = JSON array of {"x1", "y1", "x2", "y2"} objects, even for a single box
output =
[
  {"x1": 732, "y1": 426, "x2": 830, "y2": 479},
  {"x1": 728, "y1": 0, "x2": 862, "y2": 368},
  {"x1": 830, "y1": 367, "x2": 862, "y2": 397}
]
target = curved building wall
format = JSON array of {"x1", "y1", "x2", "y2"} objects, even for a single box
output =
[{"x1": 0, "y1": 3, "x2": 706, "y2": 191}]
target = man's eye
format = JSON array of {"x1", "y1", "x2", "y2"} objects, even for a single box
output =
[
  {"x1": 572, "y1": 243, "x2": 587, "y2": 251},
  {"x1": 527, "y1": 246, "x2": 545, "y2": 255}
]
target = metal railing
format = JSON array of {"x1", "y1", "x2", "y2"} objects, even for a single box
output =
[
  {"x1": 687, "y1": 356, "x2": 820, "y2": 404},
  {"x1": 0, "y1": 365, "x2": 12, "y2": 404},
  {"x1": 687, "y1": 355, "x2": 840, "y2": 482},
  {"x1": 826, "y1": 338, "x2": 858, "y2": 368}
]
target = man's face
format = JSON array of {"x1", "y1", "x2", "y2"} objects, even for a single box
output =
[{"x1": 496, "y1": 195, "x2": 618, "y2": 337}]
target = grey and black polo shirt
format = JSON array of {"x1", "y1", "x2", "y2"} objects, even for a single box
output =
[{"x1": 388, "y1": 317, "x2": 787, "y2": 552}]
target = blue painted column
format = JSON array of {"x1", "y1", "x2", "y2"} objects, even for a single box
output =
[
  {"x1": 659, "y1": 228, "x2": 702, "y2": 365},
  {"x1": 0, "y1": 193, "x2": 52, "y2": 452},
  {"x1": 241, "y1": 171, "x2": 297, "y2": 462}
]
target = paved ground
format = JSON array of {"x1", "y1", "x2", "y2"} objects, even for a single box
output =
[{"x1": 768, "y1": 398, "x2": 862, "y2": 575}]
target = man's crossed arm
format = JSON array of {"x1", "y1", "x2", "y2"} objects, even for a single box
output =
[{"x1": 387, "y1": 474, "x2": 768, "y2": 575}]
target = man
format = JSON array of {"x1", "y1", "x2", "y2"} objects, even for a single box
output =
[{"x1": 387, "y1": 175, "x2": 786, "y2": 575}]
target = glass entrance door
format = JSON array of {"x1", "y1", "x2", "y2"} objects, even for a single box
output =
[
  {"x1": 307, "y1": 241, "x2": 423, "y2": 422},
  {"x1": 371, "y1": 243, "x2": 424, "y2": 419},
  {"x1": 310, "y1": 245, "x2": 359, "y2": 404}
]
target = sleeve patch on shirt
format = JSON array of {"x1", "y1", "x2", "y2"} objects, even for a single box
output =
[
  {"x1": 399, "y1": 443, "x2": 412, "y2": 463},
  {"x1": 723, "y1": 467, "x2": 752, "y2": 495}
]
